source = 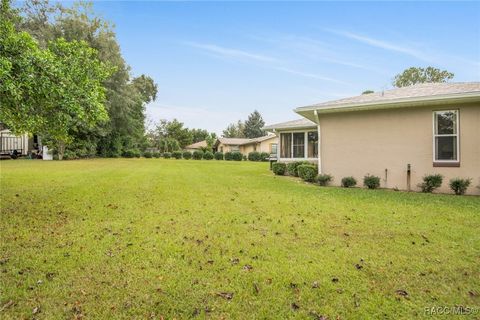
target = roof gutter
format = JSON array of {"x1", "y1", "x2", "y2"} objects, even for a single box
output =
[{"x1": 294, "y1": 91, "x2": 480, "y2": 115}]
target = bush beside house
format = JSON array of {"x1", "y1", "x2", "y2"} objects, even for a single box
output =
[
  {"x1": 297, "y1": 164, "x2": 317, "y2": 182},
  {"x1": 272, "y1": 163, "x2": 286, "y2": 175},
  {"x1": 214, "y1": 152, "x2": 224, "y2": 160},
  {"x1": 203, "y1": 151, "x2": 214, "y2": 160},
  {"x1": 172, "y1": 151, "x2": 182, "y2": 159},
  {"x1": 316, "y1": 173, "x2": 333, "y2": 186},
  {"x1": 232, "y1": 152, "x2": 243, "y2": 161},
  {"x1": 193, "y1": 151, "x2": 203, "y2": 160},
  {"x1": 418, "y1": 174, "x2": 443, "y2": 193},
  {"x1": 182, "y1": 151, "x2": 192, "y2": 159},
  {"x1": 341, "y1": 176, "x2": 357, "y2": 188},
  {"x1": 449, "y1": 178, "x2": 471, "y2": 195}
]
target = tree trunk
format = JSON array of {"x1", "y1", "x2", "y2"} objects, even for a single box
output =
[{"x1": 58, "y1": 140, "x2": 65, "y2": 160}]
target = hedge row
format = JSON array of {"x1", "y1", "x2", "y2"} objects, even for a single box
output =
[{"x1": 272, "y1": 162, "x2": 474, "y2": 195}]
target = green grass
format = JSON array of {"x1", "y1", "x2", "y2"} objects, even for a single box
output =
[{"x1": 1, "y1": 159, "x2": 479, "y2": 319}]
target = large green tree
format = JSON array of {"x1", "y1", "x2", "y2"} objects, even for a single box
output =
[
  {"x1": 16, "y1": 0, "x2": 158, "y2": 157},
  {"x1": 222, "y1": 120, "x2": 246, "y2": 138},
  {"x1": 0, "y1": 1, "x2": 111, "y2": 159},
  {"x1": 393, "y1": 67, "x2": 454, "y2": 88},
  {"x1": 243, "y1": 110, "x2": 265, "y2": 138}
]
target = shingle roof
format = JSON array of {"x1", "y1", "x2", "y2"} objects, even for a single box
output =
[
  {"x1": 217, "y1": 134, "x2": 277, "y2": 146},
  {"x1": 263, "y1": 118, "x2": 317, "y2": 131},
  {"x1": 184, "y1": 140, "x2": 207, "y2": 149},
  {"x1": 218, "y1": 138, "x2": 253, "y2": 145},
  {"x1": 297, "y1": 82, "x2": 480, "y2": 112}
]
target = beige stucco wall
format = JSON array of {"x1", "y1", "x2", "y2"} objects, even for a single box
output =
[
  {"x1": 257, "y1": 136, "x2": 278, "y2": 153},
  {"x1": 217, "y1": 143, "x2": 238, "y2": 153},
  {"x1": 318, "y1": 103, "x2": 480, "y2": 195},
  {"x1": 217, "y1": 136, "x2": 278, "y2": 155}
]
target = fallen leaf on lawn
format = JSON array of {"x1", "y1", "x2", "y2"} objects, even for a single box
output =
[
  {"x1": 309, "y1": 311, "x2": 328, "y2": 320},
  {"x1": 291, "y1": 302, "x2": 300, "y2": 310},
  {"x1": 332, "y1": 277, "x2": 339, "y2": 283},
  {"x1": 253, "y1": 282, "x2": 260, "y2": 294},
  {"x1": 243, "y1": 264, "x2": 253, "y2": 271},
  {"x1": 312, "y1": 281, "x2": 319, "y2": 288},
  {"x1": 289, "y1": 283, "x2": 298, "y2": 289},
  {"x1": 46, "y1": 272, "x2": 56, "y2": 280},
  {"x1": 32, "y1": 306, "x2": 41, "y2": 314},
  {"x1": 216, "y1": 292, "x2": 233, "y2": 300},
  {"x1": 468, "y1": 290, "x2": 478, "y2": 297},
  {"x1": 0, "y1": 300, "x2": 14, "y2": 312},
  {"x1": 230, "y1": 258, "x2": 239, "y2": 265},
  {"x1": 395, "y1": 289, "x2": 408, "y2": 297},
  {"x1": 354, "y1": 264, "x2": 363, "y2": 270}
]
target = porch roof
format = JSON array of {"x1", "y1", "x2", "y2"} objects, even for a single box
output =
[{"x1": 263, "y1": 118, "x2": 317, "y2": 131}]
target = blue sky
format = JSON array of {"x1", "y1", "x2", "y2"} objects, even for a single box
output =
[{"x1": 91, "y1": 1, "x2": 480, "y2": 134}]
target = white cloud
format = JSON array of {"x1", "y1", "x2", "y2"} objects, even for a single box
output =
[
  {"x1": 183, "y1": 41, "x2": 347, "y2": 84},
  {"x1": 183, "y1": 41, "x2": 278, "y2": 63},
  {"x1": 327, "y1": 29, "x2": 430, "y2": 62}
]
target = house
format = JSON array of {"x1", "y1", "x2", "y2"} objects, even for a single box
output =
[
  {"x1": 214, "y1": 134, "x2": 278, "y2": 155},
  {"x1": 184, "y1": 140, "x2": 208, "y2": 152},
  {"x1": 265, "y1": 82, "x2": 480, "y2": 195}
]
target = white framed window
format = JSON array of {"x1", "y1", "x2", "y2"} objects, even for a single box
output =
[
  {"x1": 433, "y1": 110, "x2": 459, "y2": 163},
  {"x1": 279, "y1": 131, "x2": 317, "y2": 159}
]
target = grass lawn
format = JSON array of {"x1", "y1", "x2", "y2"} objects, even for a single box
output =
[{"x1": 1, "y1": 159, "x2": 479, "y2": 319}]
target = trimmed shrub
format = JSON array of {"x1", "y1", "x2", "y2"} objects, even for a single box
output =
[
  {"x1": 248, "y1": 151, "x2": 261, "y2": 161},
  {"x1": 449, "y1": 178, "x2": 471, "y2": 195},
  {"x1": 260, "y1": 152, "x2": 270, "y2": 162},
  {"x1": 272, "y1": 162, "x2": 286, "y2": 175},
  {"x1": 182, "y1": 151, "x2": 192, "y2": 159},
  {"x1": 134, "y1": 151, "x2": 141, "y2": 158},
  {"x1": 63, "y1": 150, "x2": 78, "y2": 160},
  {"x1": 153, "y1": 152, "x2": 161, "y2": 158},
  {"x1": 418, "y1": 174, "x2": 443, "y2": 193},
  {"x1": 243, "y1": 155, "x2": 247, "y2": 161},
  {"x1": 172, "y1": 151, "x2": 182, "y2": 159},
  {"x1": 203, "y1": 151, "x2": 214, "y2": 160},
  {"x1": 143, "y1": 151, "x2": 152, "y2": 158},
  {"x1": 122, "y1": 150, "x2": 135, "y2": 158},
  {"x1": 341, "y1": 176, "x2": 357, "y2": 188},
  {"x1": 193, "y1": 150, "x2": 204, "y2": 160},
  {"x1": 316, "y1": 173, "x2": 333, "y2": 186},
  {"x1": 214, "y1": 152, "x2": 224, "y2": 160},
  {"x1": 297, "y1": 164, "x2": 317, "y2": 182},
  {"x1": 224, "y1": 152, "x2": 233, "y2": 161},
  {"x1": 232, "y1": 152, "x2": 243, "y2": 161},
  {"x1": 363, "y1": 174, "x2": 380, "y2": 189},
  {"x1": 287, "y1": 161, "x2": 310, "y2": 177},
  {"x1": 163, "y1": 152, "x2": 172, "y2": 159}
]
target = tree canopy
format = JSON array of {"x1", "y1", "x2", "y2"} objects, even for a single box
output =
[
  {"x1": 0, "y1": 0, "x2": 112, "y2": 159},
  {"x1": 222, "y1": 110, "x2": 266, "y2": 138},
  {"x1": 393, "y1": 67, "x2": 454, "y2": 88},
  {"x1": 5, "y1": 0, "x2": 158, "y2": 158}
]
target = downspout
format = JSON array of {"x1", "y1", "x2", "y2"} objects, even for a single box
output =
[{"x1": 314, "y1": 110, "x2": 322, "y2": 174}]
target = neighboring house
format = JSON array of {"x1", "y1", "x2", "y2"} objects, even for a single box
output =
[
  {"x1": 0, "y1": 129, "x2": 29, "y2": 158},
  {"x1": 184, "y1": 140, "x2": 208, "y2": 152},
  {"x1": 214, "y1": 134, "x2": 278, "y2": 155},
  {"x1": 265, "y1": 82, "x2": 480, "y2": 195}
]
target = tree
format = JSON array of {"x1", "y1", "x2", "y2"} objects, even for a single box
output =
[
  {"x1": 222, "y1": 120, "x2": 246, "y2": 138},
  {"x1": 393, "y1": 67, "x2": 454, "y2": 88},
  {"x1": 16, "y1": 0, "x2": 158, "y2": 157},
  {"x1": 362, "y1": 90, "x2": 374, "y2": 94},
  {"x1": 148, "y1": 119, "x2": 193, "y2": 152},
  {"x1": 243, "y1": 110, "x2": 265, "y2": 138},
  {"x1": 0, "y1": 2, "x2": 112, "y2": 159},
  {"x1": 190, "y1": 128, "x2": 210, "y2": 143}
]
